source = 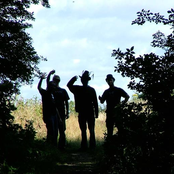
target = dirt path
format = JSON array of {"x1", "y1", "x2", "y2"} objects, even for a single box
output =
[{"x1": 54, "y1": 149, "x2": 103, "y2": 174}]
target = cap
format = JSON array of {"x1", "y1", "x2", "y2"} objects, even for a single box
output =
[{"x1": 105, "y1": 74, "x2": 115, "y2": 81}]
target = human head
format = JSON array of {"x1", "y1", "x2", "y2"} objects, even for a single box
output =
[
  {"x1": 47, "y1": 81, "x2": 57, "y2": 92},
  {"x1": 53, "y1": 75, "x2": 60, "y2": 84},
  {"x1": 80, "y1": 70, "x2": 91, "y2": 86},
  {"x1": 105, "y1": 74, "x2": 115, "y2": 86}
]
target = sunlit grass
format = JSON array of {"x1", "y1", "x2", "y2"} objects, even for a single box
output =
[
  {"x1": 10, "y1": 97, "x2": 114, "y2": 173},
  {"x1": 12, "y1": 97, "x2": 107, "y2": 147},
  {"x1": 12, "y1": 97, "x2": 107, "y2": 172},
  {"x1": 65, "y1": 113, "x2": 107, "y2": 149}
]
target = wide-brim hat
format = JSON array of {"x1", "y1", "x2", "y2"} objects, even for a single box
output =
[
  {"x1": 106, "y1": 74, "x2": 115, "y2": 81},
  {"x1": 79, "y1": 70, "x2": 91, "y2": 81}
]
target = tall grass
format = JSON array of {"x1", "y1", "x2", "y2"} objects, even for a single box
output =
[
  {"x1": 0, "y1": 97, "x2": 111, "y2": 174},
  {"x1": 12, "y1": 96, "x2": 108, "y2": 148},
  {"x1": 66, "y1": 113, "x2": 107, "y2": 149},
  {"x1": 13, "y1": 96, "x2": 47, "y2": 139}
]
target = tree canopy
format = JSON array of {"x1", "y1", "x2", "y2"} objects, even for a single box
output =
[
  {"x1": 0, "y1": 1, "x2": 50, "y2": 171},
  {"x1": 0, "y1": 0, "x2": 49, "y2": 90},
  {"x1": 0, "y1": 0, "x2": 50, "y2": 124},
  {"x1": 112, "y1": 9, "x2": 174, "y2": 112},
  {"x1": 103, "y1": 9, "x2": 174, "y2": 174}
]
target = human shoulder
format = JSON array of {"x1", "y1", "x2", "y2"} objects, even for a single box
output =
[
  {"x1": 105, "y1": 86, "x2": 124, "y2": 94},
  {"x1": 114, "y1": 86, "x2": 128, "y2": 96},
  {"x1": 114, "y1": 86, "x2": 123, "y2": 90},
  {"x1": 113, "y1": 86, "x2": 123, "y2": 91},
  {"x1": 39, "y1": 88, "x2": 46, "y2": 94},
  {"x1": 56, "y1": 87, "x2": 70, "y2": 99},
  {"x1": 73, "y1": 85, "x2": 82, "y2": 89},
  {"x1": 100, "y1": 88, "x2": 109, "y2": 96},
  {"x1": 88, "y1": 85, "x2": 96, "y2": 91},
  {"x1": 58, "y1": 87, "x2": 66, "y2": 92}
]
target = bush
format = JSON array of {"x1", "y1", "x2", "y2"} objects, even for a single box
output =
[{"x1": 102, "y1": 102, "x2": 174, "y2": 174}]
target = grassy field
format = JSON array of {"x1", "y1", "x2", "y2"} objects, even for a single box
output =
[
  {"x1": 12, "y1": 97, "x2": 110, "y2": 148},
  {"x1": 10, "y1": 97, "x2": 110, "y2": 173}
]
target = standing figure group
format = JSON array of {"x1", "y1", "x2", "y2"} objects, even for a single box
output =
[
  {"x1": 38, "y1": 70, "x2": 69, "y2": 150},
  {"x1": 38, "y1": 70, "x2": 130, "y2": 150}
]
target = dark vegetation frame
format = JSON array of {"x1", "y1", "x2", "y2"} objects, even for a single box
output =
[
  {"x1": 0, "y1": 0, "x2": 50, "y2": 173},
  {"x1": 1, "y1": 1, "x2": 174, "y2": 173},
  {"x1": 102, "y1": 9, "x2": 174, "y2": 174}
]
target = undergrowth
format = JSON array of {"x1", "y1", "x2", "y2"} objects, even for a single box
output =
[{"x1": 0, "y1": 96, "x2": 107, "y2": 174}]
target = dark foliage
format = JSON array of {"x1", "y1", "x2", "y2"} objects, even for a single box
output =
[
  {"x1": 102, "y1": 103, "x2": 174, "y2": 174},
  {"x1": 0, "y1": 121, "x2": 37, "y2": 173},
  {"x1": 103, "y1": 9, "x2": 174, "y2": 174},
  {"x1": 0, "y1": 0, "x2": 50, "y2": 173}
]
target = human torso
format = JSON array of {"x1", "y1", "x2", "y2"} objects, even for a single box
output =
[
  {"x1": 70, "y1": 85, "x2": 96, "y2": 114},
  {"x1": 53, "y1": 87, "x2": 69, "y2": 116},
  {"x1": 103, "y1": 86, "x2": 127, "y2": 113},
  {"x1": 39, "y1": 89, "x2": 57, "y2": 118}
]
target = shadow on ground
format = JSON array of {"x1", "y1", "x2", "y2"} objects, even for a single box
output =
[
  {"x1": 33, "y1": 139, "x2": 105, "y2": 174},
  {"x1": 55, "y1": 149, "x2": 102, "y2": 174}
]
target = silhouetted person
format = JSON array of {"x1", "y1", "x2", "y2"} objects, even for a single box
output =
[
  {"x1": 47, "y1": 70, "x2": 70, "y2": 150},
  {"x1": 99, "y1": 74, "x2": 130, "y2": 137},
  {"x1": 38, "y1": 74, "x2": 61, "y2": 146},
  {"x1": 67, "y1": 71, "x2": 99, "y2": 150}
]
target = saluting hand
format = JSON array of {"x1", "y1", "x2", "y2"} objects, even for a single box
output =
[{"x1": 41, "y1": 73, "x2": 46, "y2": 79}]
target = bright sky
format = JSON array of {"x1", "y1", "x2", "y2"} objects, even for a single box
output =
[{"x1": 20, "y1": 0, "x2": 173, "y2": 102}]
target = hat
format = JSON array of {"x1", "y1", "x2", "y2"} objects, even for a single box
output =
[
  {"x1": 53, "y1": 75, "x2": 60, "y2": 81},
  {"x1": 105, "y1": 74, "x2": 115, "y2": 81},
  {"x1": 79, "y1": 70, "x2": 91, "y2": 81}
]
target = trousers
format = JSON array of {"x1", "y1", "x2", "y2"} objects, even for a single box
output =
[{"x1": 78, "y1": 112, "x2": 96, "y2": 149}]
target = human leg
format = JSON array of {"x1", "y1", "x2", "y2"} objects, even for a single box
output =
[
  {"x1": 106, "y1": 116, "x2": 114, "y2": 137},
  {"x1": 58, "y1": 117, "x2": 66, "y2": 149},
  {"x1": 45, "y1": 119, "x2": 52, "y2": 143},
  {"x1": 46, "y1": 115, "x2": 58, "y2": 146},
  {"x1": 78, "y1": 113, "x2": 87, "y2": 149},
  {"x1": 88, "y1": 116, "x2": 96, "y2": 148},
  {"x1": 53, "y1": 114, "x2": 58, "y2": 146}
]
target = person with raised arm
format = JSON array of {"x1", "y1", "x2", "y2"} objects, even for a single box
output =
[
  {"x1": 67, "y1": 70, "x2": 98, "y2": 150},
  {"x1": 38, "y1": 73, "x2": 61, "y2": 146},
  {"x1": 47, "y1": 70, "x2": 70, "y2": 150}
]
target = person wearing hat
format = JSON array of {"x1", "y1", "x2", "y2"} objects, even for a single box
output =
[
  {"x1": 47, "y1": 70, "x2": 70, "y2": 150},
  {"x1": 99, "y1": 74, "x2": 130, "y2": 137},
  {"x1": 67, "y1": 70, "x2": 99, "y2": 150},
  {"x1": 38, "y1": 73, "x2": 61, "y2": 146}
]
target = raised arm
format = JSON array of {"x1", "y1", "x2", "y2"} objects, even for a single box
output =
[
  {"x1": 38, "y1": 74, "x2": 46, "y2": 91},
  {"x1": 67, "y1": 76, "x2": 77, "y2": 91},
  {"x1": 46, "y1": 70, "x2": 55, "y2": 86}
]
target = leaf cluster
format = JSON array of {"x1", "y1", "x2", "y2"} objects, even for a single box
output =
[
  {"x1": 103, "y1": 9, "x2": 174, "y2": 174},
  {"x1": 102, "y1": 103, "x2": 174, "y2": 174},
  {"x1": 0, "y1": 0, "x2": 49, "y2": 123},
  {"x1": 112, "y1": 25, "x2": 174, "y2": 110},
  {"x1": 0, "y1": 0, "x2": 46, "y2": 87},
  {"x1": 0, "y1": 1, "x2": 50, "y2": 172}
]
